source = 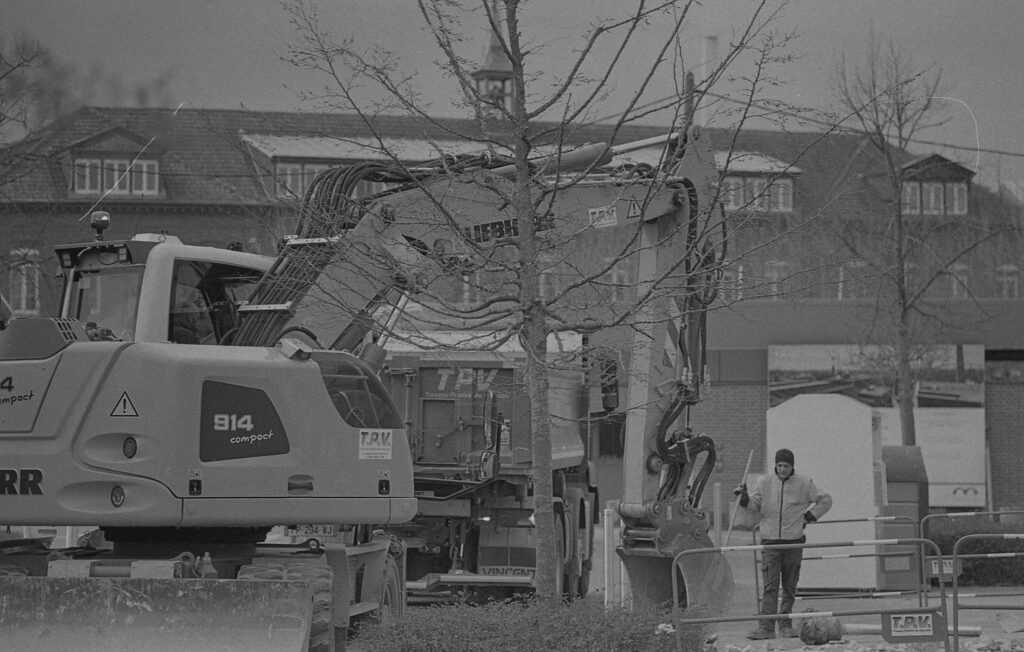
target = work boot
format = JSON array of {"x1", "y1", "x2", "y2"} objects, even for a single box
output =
[
  {"x1": 746, "y1": 627, "x2": 775, "y2": 640},
  {"x1": 778, "y1": 625, "x2": 799, "y2": 638}
]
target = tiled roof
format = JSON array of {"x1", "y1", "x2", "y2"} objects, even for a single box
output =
[{"x1": 0, "y1": 105, "x2": 960, "y2": 213}]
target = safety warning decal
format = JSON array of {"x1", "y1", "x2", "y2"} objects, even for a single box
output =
[
  {"x1": 625, "y1": 198, "x2": 642, "y2": 219},
  {"x1": 110, "y1": 391, "x2": 139, "y2": 417}
]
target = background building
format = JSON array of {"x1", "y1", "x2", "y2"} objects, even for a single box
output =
[{"x1": 3, "y1": 105, "x2": 1022, "y2": 517}]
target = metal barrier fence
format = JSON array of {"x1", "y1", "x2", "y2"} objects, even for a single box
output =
[
  {"x1": 748, "y1": 516, "x2": 922, "y2": 606},
  {"x1": 951, "y1": 533, "x2": 1024, "y2": 651},
  {"x1": 670, "y1": 538, "x2": 951, "y2": 652}
]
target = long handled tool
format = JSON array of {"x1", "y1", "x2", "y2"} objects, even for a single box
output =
[{"x1": 725, "y1": 449, "x2": 754, "y2": 546}]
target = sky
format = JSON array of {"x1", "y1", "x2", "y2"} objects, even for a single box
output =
[{"x1": 6, "y1": 0, "x2": 1024, "y2": 195}]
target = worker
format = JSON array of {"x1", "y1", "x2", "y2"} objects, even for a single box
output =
[{"x1": 735, "y1": 448, "x2": 832, "y2": 640}]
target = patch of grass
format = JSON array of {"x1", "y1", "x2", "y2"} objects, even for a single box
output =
[{"x1": 353, "y1": 596, "x2": 709, "y2": 652}]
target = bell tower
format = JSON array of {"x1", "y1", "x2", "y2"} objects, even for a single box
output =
[{"x1": 471, "y1": 1, "x2": 514, "y2": 110}]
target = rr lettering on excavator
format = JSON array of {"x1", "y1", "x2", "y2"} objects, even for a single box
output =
[{"x1": 0, "y1": 468, "x2": 43, "y2": 495}]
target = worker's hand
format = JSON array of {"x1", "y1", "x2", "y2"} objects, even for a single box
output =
[
  {"x1": 733, "y1": 483, "x2": 749, "y2": 507},
  {"x1": 803, "y1": 511, "x2": 817, "y2": 524}
]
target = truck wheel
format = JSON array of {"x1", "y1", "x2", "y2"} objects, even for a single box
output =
[
  {"x1": 577, "y1": 558, "x2": 592, "y2": 598},
  {"x1": 554, "y1": 504, "x2": 566, "y2": 599},
  {"x1": 377, "y1": 555, "x2": 404, "y2": 623},
  {"x1": 563, "y1": 555, "x2": 580, "y2": 601}
]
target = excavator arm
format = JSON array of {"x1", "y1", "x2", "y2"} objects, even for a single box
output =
[{"x1": 227, "y1": 126, "x2": 733, "y2": 611}]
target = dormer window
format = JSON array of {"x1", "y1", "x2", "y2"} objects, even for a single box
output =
[
  {"x1": 73, "y1": 158, "x2": 160, "y2": 196},
  {"x1": 721, "y1": 175, "x2": 793, "y2": 213},
  {"x1": 901, "y1": 180, "x2": 968, "y2": 216},
  {"x1": 275, "y1": 161, "x2": 384, "y2": 199},
  {"x1": 899, "y1": 155, "x2": 972, "y2": 217}
]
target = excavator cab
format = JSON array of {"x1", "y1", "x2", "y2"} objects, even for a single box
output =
[{"x1": 56, "y1": 229, "x2": 269, "y2": 345}]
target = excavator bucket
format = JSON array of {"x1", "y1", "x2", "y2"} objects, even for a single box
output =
[
  {"x1": 677, "y1": 549, "x2": 734, "y2": 616},
  {"x1": 0, "y1": 576, "x2": 314, "y2": 651},
  {"x1": 618, "y1": 550, "x2": 733, "y2": 616}
]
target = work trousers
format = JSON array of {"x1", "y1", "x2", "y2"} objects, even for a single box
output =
[{"x1": 759, "y1": 546, "x2": 803, "y2": 631}]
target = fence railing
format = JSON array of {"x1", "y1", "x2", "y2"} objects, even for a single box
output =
[
  {"x1": 950, "y1": 533, "x2": 1024, "y2": 651},
  {"x1": 670, "y1": 538, "x2": 951, "y2": 652}
]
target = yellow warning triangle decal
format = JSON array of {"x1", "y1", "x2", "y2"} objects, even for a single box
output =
[{"x1": 111, "y1": 391, "x2": 139, "y2": 417}]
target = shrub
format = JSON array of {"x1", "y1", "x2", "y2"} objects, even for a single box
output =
[
  {"x1": 925, "y1": 514, "x2": 1024, "y2": 585},
  {"x1": 352, "y1": 596, "x2": 709, "y2": 652}
]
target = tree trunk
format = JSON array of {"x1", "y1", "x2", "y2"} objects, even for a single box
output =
[
  {"x1": 895, "y1": 323, "x2": 917, "y2": 446},
  {"x1": 523, "y1": 312, "x2": 557, "y2": 604}
]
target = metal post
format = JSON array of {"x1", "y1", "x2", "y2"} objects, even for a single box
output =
[
  {"x1": 603, "y1": 502, "x2": 619, "y2": 607},
  {"x1": 713, "y1": 482, "x2": 722, "y2": 546}
]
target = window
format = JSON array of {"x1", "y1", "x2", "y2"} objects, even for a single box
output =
[
  {"x1": 764, "y1": 260, "x2": 788, "y2": 298},
  {"x1": 722, "y1": 176, "x2": 744, "y2": 210},
  {"x1": 720, "y1": 263, "x2": 744, "y2": 301},
  {"x1": 460, "y1": 270, "x2": 483, "y2": 304},
  {"x1": 74, "y1": 159, "x2": 102, "y2": 193},
  {"x1": 302, "y1": 164, "x2": 331, "y2": 196},
  {"x1": 948, "y1": 263, "x2": 969, "y2": 299},
  {"x1": 746, "y1": 178, "x2": 769, "y2": 211},
  {"x1": 997, "y1": 264, "x2": 1020, "y2": 299},
  {"x1": 8, "y1": 249, "x2": 41, "y2": 316},
  {"x1": 104, "y1": 159, "x2": 130, "y2": 194},
  {"x1": 167, "y1": 260, "x2": 264, "y2": 345},
  {"x1": 131, "y1": 160, "x2": 160, "y2": 195},
  {"x1": 769, "y1": 178, "x2": 793, "y2": 212},
  {"x1": 922, "y1": 182, "x2": 945, "y2": 215},
  {"x1": 946, "y1": 182, "x2": 968, "y2": 215},
  {"x1": 837, "y1": 259, "x2": 868, "y2": 300},
  {"x1": 276, "y1": 163, "x2": 304, "y2": 198},
  {"x1": 901, "y1": 181, "x2": 921, "y2": 214},
  {"x1": 903, "y1": 180, "x2": 968, "y2": 216},
  {"x1": 73, "y1": 157, "x2": 159, "y2": 196},
  {"x1": 721, "y1": 176, "x2": 794, "y2": 213}
]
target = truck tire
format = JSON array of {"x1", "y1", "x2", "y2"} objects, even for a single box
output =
[
  {"x1": 578, "y1": 558, "x2": 592, "y2": 598},
  {"x1": 554, "y1": 503, "x2": 566, "y2": 599},
  {"x1": 377, "y1": 555, "x2": 404, "y2": 623}
]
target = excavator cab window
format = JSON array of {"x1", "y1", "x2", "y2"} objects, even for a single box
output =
[
  {"x1": 168, "y1": 260, "x2": 263, "y2": 344},
  {"x1": 67, "y1": 266, "x2": 143, "y2": 341}
]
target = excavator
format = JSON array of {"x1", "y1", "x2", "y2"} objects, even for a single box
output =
[{"x1": 0, "y1": 124, "x2": 731, "y2": 649}]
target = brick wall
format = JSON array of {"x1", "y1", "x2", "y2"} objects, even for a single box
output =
[
  {"x1": 986, "y1": 373, "x2": 1024, "y2": 510},
  {"x1": 689, "y1": 383, "x2": 768, "y2": 527}
]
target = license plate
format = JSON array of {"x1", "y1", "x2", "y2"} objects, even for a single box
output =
[{"x1": 291, "y1": 524, "x2": 335, "y2": 538}]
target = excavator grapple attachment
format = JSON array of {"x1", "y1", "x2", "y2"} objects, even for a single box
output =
[{"x1": 0, "y1": 576, "x2": 314, "y2": 651}]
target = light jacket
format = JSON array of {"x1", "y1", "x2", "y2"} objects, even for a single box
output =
[{"x1": 746, "y1": 471, "x2": 832, "y2": 541}]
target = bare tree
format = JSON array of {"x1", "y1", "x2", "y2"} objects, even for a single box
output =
[
  {"x1": 830, "y1": 32, "x2": 1010, "y2": 445},
  {"x1": 278, "y1": 0, "x2": 789, "y2": 604}
]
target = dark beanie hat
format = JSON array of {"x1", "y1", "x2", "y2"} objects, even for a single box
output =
[{"x1": 775, "y1": 448, "x2": 795, "y2": 465}]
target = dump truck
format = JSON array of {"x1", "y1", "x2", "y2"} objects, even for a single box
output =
[
  {"x1": 383, "y1": 352, "x2": 596, "y2": 600},
  {"x1": 0, "y1": 125, "x2": 731, "y2": 649}
]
